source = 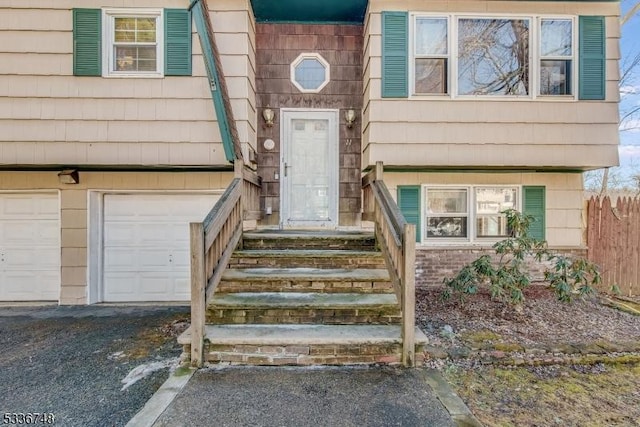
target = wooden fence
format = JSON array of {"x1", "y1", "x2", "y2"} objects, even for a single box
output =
[{"x1": 587, "y1": 196, "x2": 640, "y2": 296}]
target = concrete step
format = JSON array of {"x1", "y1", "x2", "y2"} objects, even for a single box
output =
[
  {"x1": 242, "y1": 230, "x2": 376, "y2": 251},
  {"x1": 178, "y1": 324, "x2": 428, "y2": 366},
  {"x1": 228, "y1": 249, "x2": 386, "y2": 269},
  {"x1": 206, "y1": 292, "x2": 401, "y2": 325},
  {"x1": 218, "y1": 267, "x2": 394, "y2": 294}
]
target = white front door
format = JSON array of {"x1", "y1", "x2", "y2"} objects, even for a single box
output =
[
  {"x1": 281, "y1": 110, "x2": 339, "y2": 228},
  {"x1": 0, "y1": 193, "x2": 60, "y2": 301},
  {"x1": 102, "y1": 193, "x2": 218, "y2": 302}
]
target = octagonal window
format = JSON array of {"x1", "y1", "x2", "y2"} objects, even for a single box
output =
[{"x1": 291, "y1": 53, "x2": 330, "y2": 93}]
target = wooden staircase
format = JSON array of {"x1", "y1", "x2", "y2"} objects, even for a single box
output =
[{"x1": 179, "y1": 230, "x2": 427, "y2": 366}]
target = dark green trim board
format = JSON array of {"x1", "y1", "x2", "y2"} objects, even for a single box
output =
[
  {"x1": 579, "y1": 16, "x2": 606, "y2": 100},
  {"x1": 190, "y1": 0, "x2": 236, "y2": 162},
  {"x1": 523, "y1": 186, "x2": 546, "y2": 240},
  {"x1": 73, "y1": 9, "x2": 101, "y2": 76},
  {"x1": 250, "y1": 0, "x2": 367, "y2": 23},
  {"x1": 398, "y1": 186, "x2": 421, "y2": 242},
  {"x1": 382, "y1": 11, "x2": 409, "y2": 98},
  {"x1": 164, "y1": 9, "x2": 192, "y2": 76}
]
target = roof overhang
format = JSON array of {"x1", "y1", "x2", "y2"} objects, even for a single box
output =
[{"x1": 250, "y1": 0, "x2": 368, "y2": 24}]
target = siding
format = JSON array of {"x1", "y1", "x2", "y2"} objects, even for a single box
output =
[
  {"x1": 255, "y1": 23, "x2": 364, "y2": 226},
  {"x1": 363, "y1": 0, "x2": 620, "y2": 170},
  {"x1": 0, "y1": 0, "x2": 256, "y2": 167}
]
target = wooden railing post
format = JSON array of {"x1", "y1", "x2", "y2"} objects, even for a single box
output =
[
  {"x1": 190, "y1": 222, "x2": 206, "y2": 368},
  {"x1": 234, "y1": 159, "x2": 245, "y2": 220},
  {"x1": 375, "y1": 161, "x2": 383, "y2": 181},
  {"x1": 402, "y1": 223, "x2": 416, "y2": 367}
]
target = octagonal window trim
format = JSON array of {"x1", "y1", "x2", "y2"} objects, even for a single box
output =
[{"x1": 290, "y1": 53, "x2": 330, "y2": 93}]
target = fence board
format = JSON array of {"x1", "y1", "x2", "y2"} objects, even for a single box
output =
[{"x1": 587, "y1": 196, "x2": 640, "y2": 296}]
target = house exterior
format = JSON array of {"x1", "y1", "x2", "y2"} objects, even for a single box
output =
[{"x1": 0, "y1": 0, "x2": 619, "y2": 304}]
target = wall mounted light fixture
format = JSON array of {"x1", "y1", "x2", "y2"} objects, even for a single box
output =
[
  {"x1": 262, "y1": 106, "x2": 275, "y2": 127},
  {"x1": 58, "y1": 169, "x2": 79, "y2": 184},
  {"x1": 345, "y1": 109, "x2": 356, "y2": 128}
]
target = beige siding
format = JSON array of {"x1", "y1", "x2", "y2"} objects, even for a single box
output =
[
  {"x1": 363, "y1": 0, "x2": 620, "y2": 170},
  {"x1": 0, "y1": 170, "x2": 233, "y2": 304},
  {"x1": 384, "y1": 171, "x2": 584, "y2": 248},
  {"x1": 0, "y1": 0, "x2": 256, "y2": 167}
]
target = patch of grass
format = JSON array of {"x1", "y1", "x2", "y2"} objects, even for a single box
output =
[{"x1": 444, "y1": 363, "x2": 640, "y2": 427}]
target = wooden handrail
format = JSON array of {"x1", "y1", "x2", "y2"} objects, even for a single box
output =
[
  {"x1": 189, "y1": 160, "x2": 261, "y2": 367},
  {"x1": 362, "y1": 162, "x2": 416, "y2": 367}
]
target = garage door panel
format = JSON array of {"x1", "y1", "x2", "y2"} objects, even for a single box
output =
[
  {"x1": 5, "y1": 248, "x2": 59, "y2": 270},
  {"x1": 173, "y1": 278, "x2": 190, "y2": 300},
  {"x1": 3, "y1": 220, "x2": 58, "y2": 243},
  {"x1": 171, "y1": 249, "x2": 191, "y2": 269},
  {"x1": 0, "y1": 193, "x2": 60, "y2": 301},
  {"x1": 102, "y1": 193, "x2": 219, "y2": 302}
]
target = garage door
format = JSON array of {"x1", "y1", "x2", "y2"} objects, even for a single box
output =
[
  {"x1": 102, "y1": 194, "x2": 219, "y2": 302},
  {"x1": 0, "y1": 193, "x2": 60, "y2": 301}
]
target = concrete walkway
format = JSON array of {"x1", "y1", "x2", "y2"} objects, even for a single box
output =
[{"x1": 132, "y1": 365, "x2": 481, "y2": 427}]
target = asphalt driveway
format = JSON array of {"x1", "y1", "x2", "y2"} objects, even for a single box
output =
[
  {"x1": 153, "y1": 366, "x2": 457, "y2": 427},
  {"x1": 0, "y1": 305, "x2": 189, "y2": 427}
]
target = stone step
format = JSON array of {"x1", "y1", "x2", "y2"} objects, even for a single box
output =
[
  {"x1": 218, "y1": 267, "x2": 394, "y2": 294},
  {"x1": 242, "y1": 231, "x2": 376, "y2": 251},
  {"x1": 178, "y1": 324, "x2": 428, "y2": 366},
  {"x1": 229, "y1": 249, "x2": 386, "y2": 269},
  {"x1": 206, "y1": 292, "x2": 401, "y2": 325}
]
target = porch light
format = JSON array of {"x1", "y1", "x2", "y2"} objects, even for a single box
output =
[
  {"x1": 58, "y1": 169, "x2": 79, "y2": 185},
  {"x1": 345, "y1": 109, "x2": 356, "y2": 128},
  {"x1": 262, "y1": 107, "x2": 275, "y2": 127}
]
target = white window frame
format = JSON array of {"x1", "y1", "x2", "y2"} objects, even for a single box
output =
[
  {"x1": 473, "y1": 186, "x2": 520, "y2": 240},
  {"x1": 538, "y1": 17, "x2": 577, "y2": 97},
  {"x1": 410, "y1": 13, "x2": 578, "y2": 101},
  {"x1": 423, "y1": 186, "x2": 471, "y2": 242},
  {"x1": 421, "y1": 185, "x2": 522, "y2": 245},
  {"x1": 410, "y1": 15, "x2": 451, "y2": 96},
  {"x1": 290, "y1": 53, "x2": 330, "y2": 93},
  {"x1": 102, "y1": 8, "x2": 164, "y2": 78}
]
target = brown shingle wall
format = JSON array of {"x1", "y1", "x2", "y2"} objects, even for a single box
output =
[{"x1": 255, "y1": 23, "x2": 363, "y2": 226}]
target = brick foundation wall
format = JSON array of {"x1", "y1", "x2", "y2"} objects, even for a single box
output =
[{"x1": 415, "y1": 247, "x2": 588, "y2": 288}]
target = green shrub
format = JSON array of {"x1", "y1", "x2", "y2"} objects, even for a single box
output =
[{"x1": 441, "y1": 209, "x2": 601, "y2": 305}]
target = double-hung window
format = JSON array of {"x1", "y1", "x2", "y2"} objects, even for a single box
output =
[
  {"x1": 73, "y1": 8, "x2": 191, "y2": 78},
  {"x1": 414, "y1": 17, "x2": 449, "y2": 94},
  {"x1": 475, "y1": 187, "x2": 518, "y2": 238},
  {"x1": 540, "y1": 19, "x2": 573, "y2": 95},
  {"x1": 425, "y1": 188, "x2": 469, "y2": 239},
  {"x1": 104, "y1": 9, "x2": 163, "y2": 77}
]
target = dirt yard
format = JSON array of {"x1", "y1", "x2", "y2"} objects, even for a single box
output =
[{"x1": 416, "y1": 286, "x2": 640, "y2": 426}]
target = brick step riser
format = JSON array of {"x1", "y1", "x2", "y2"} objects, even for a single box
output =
[
  {"x1": 182, "y1": 343, "x2": 426, "y2": 366},
  {"x1": 241, "y1": 239, "x2": 377, "y2": 251},
  {"x1": 228, "y1": 257, "x2": 386, "y2": 270},
  {"x1": 216, "y1": 280, "x2": 395, "y2": 294},
  {"x1": 206, "y1": 308, "x2": 402, "y2": 325}
]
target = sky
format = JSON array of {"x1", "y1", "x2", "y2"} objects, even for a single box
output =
[{"x1": 617, "y1": 0, "x2": 640, "y2": 183}]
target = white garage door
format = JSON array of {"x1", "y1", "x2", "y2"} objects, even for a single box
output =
[
  {"x1": 102, "y1": 193, "x2": 219, "y2": 302},
  {"x1": 0, "y1": 193, "x2": 60, "y2": 301}
]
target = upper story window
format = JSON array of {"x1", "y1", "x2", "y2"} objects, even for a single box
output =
[
  {"x1": 414, "y1": 17, "x2": 448, "y2": 94},
  {"x1": 540, "y1": 19, "x2": 573, "y2": 95},
  {"x1": 457, "y1": 18, "x2": 530, "y2": 96},
  {"x1": 72, "y1": 8, "x2": 191, "y2": 78},
  {"x1": 291, "y1": 53, "x2": 330, "y2": 93},
  {"x1": 103, "y1": 9, "x2": 163, "y2": 77},
  {"x1": 407, "y1": 14, "x2": 578, "y2": 99}
]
